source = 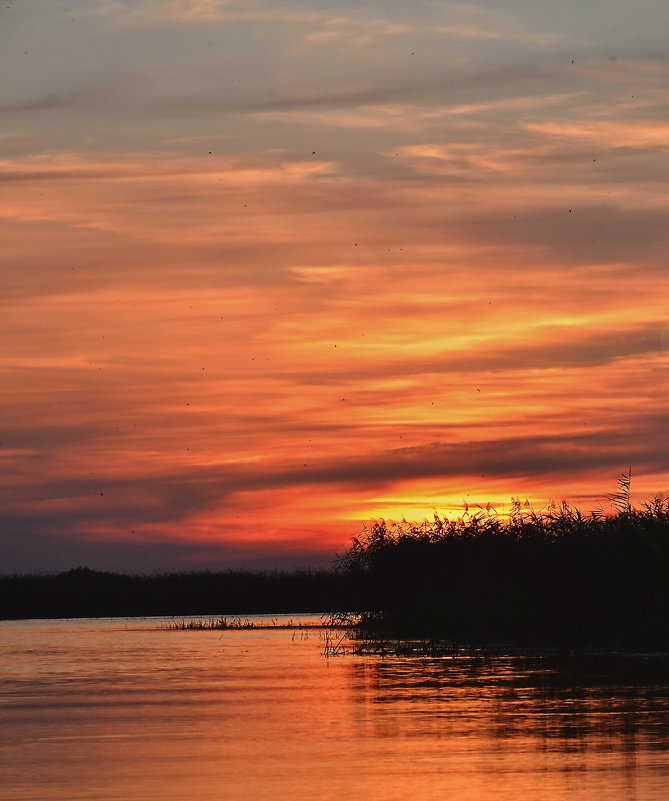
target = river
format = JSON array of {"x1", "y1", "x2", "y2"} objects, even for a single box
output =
[{"x1": 1, "y1": 617, "x2": 668, "y2": 800}]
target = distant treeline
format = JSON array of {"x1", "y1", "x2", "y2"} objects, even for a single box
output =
[
  {"x1": 0, "y1": 567, "x2": 364, "y2": 620},
  {"x1": 342, "y1": 494, "x2": 669, "y2": 649}
]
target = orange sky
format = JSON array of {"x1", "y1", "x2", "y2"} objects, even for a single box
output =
[{"x1": 2, "y1": 1, "x2": 668, "y2": 572}]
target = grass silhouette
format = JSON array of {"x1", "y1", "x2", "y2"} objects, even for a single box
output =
[{"x1": 337, "y1": 472, "x2": 669, "y2": 649}]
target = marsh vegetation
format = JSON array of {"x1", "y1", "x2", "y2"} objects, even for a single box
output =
[{"x1": 339, "y1": 474, "x2": 669, "y2": 649}]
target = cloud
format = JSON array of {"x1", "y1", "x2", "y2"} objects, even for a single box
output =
[
  {"x1": 3, "y1": 0, "x2": 669, "y2": 573},
  {"x1": 276, "y1": 425, "x2": 669, "y2": 491},
  {"x1": 525, "y1": 120, "x2": 669, "y2": 151},
  {"x1": 3, "y1": 397, "x2": 666, "y2": 567},
  {"x1": 0, "y1": 91, "x2": 96, "y2": 114}
]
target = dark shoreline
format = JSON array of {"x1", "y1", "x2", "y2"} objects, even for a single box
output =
[{"x1": 0, "y1": 567, "x2": 363, "y2": 621}]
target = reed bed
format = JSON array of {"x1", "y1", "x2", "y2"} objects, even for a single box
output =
[{"x1": 338, "y1": 473, "x2": 669, "y2": 650}]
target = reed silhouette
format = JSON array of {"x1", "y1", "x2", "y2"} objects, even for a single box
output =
[{"x1": 339, "y1": 473, "x2": 669, "y2": 648}]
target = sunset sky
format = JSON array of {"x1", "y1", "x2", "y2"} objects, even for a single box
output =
[{"x1": 2, "y1": 0, "x2": 669, "y2": 574}]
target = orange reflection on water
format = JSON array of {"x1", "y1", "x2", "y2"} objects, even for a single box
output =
[{"x1": 1, "y1": 619, "x2": 668, "y2": 801}]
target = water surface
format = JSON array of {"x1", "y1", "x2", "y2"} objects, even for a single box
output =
[{"x1": 1, "y1": 617, "x2": 668, "y2": 800}]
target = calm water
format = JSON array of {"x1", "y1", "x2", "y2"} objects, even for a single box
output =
[{"x1": 1, "y1": 617, "x2": 668, "y2": 801}]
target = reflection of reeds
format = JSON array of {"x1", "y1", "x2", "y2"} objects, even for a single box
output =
[
  {"x1": 338, "y1": 474, "x2": 669, "y2": 649},
  {"x1": 167, "y1": 616, "x2": 260, "y2": 630},
  {"x1": 168, "y1": 614, "x2": 359, "y2": 656},
  {"x1": 167, "y1": 613, "x2": 359, "y2": 634},
  {"x1": 321, "y1": 628, "x2": 350, "y2": 656},
  {"x1": 168, "y1": 617, "x2": 309, "y2": 631}
]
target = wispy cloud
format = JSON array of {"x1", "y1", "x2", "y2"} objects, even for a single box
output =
[{"x1": 525, "y1": 120, "x2": 669, "y2": 150}]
